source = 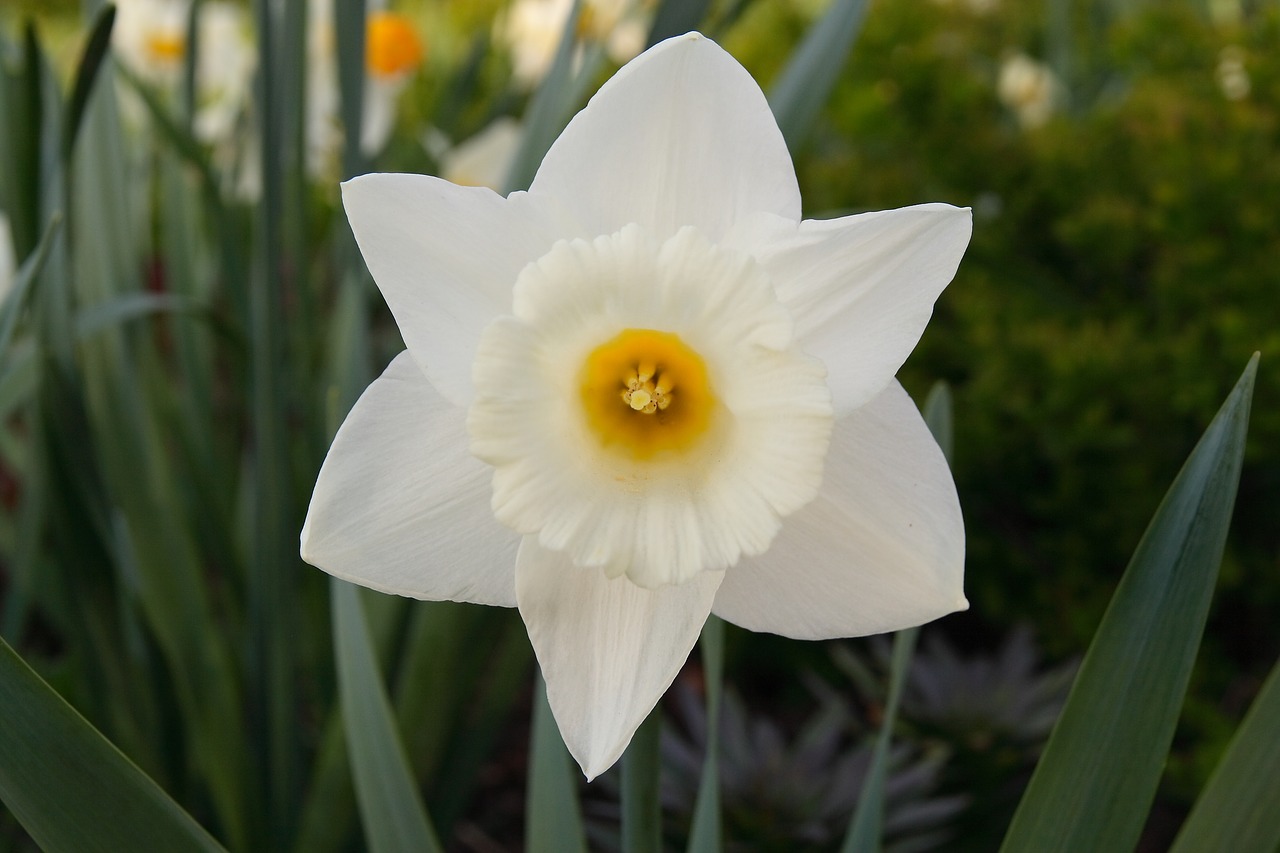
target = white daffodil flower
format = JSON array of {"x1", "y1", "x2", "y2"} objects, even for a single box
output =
[{"x1": 302, "y1": 33, "x2": 970, "y2": 780}]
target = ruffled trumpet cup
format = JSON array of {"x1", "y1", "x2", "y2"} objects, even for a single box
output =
[{"x1": 302, "y1": 32, "x2": 971, "y2": 780}]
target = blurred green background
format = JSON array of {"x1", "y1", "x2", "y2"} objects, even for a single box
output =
[{"x1": 0, "y1": 0, "x2": 1276, "y2": 850}]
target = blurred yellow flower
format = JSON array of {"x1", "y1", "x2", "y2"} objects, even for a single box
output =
[{"x1": 366, "y1": 12, "x2": 425, "y2": 79}]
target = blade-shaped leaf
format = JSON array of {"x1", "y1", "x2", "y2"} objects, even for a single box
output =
[
  {"x1": 1169, "y1": 651, "x2": 1280, "y2": 852},
  {"x1": 526, "y1": 675, "x2": 588, "y2": 853},
  {"x1": 621, "y1": 709, "x2": 663, "y2": 853},
  {"x1": 921, "y1": 381, "x2": 953, "y2": 465},
  {"x1": 0, "y1": 636, "x2": 226, "y2": 852},
  {"x1": 768, "y1": 0, "x2": 870, "y2": 150},
  {"x1": 1001, "y1": 354, "x2": 1258, "y2": 853},
  {"x1": 686, "y1": 615, "x2": 725, "y2": 853},
  {"x1": 332, "y1": 580, "x2": 442, "y2": 853},
  {"x1": 841, "y1": 626, "x2": 919, "y2": 853},
  {"x1": 62, "y1": 2, "x2": 116, "y2": 165}
]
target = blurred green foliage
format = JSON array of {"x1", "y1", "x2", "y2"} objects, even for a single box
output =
[
  {"x1": 0, "y1": 0, "x2": 1277, "y2": 847},
  {"x1": 724, "y1": 0, "x2": 1280, "y2": 816},
  {"x1": 800, "y1": 1, "x2": 1275, "y2": 676}
]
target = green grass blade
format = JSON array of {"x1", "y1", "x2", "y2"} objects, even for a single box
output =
[
  {"x1": 621, "y1": 709, "x2": 663, "y2": 853},
  {"x1": 332, "y1": 580, "x2": 443, "y2": 853},
  {"x1": 526, "y1": 675, "x2": 588, "y2": 853},
  {"x1": 0, "y1": 24, "x2": 45, "y2": 259},
  {"x1": 686, "y1": 615, "x2": 725, "y2": 853},
  {"x1": 248, "y1": 1, "x2": 301, "y2": 839},
  {"x1": 921, "y1": 381, "x2": 954, "y2": 465},
  {"x1": 1001, "y1": 355, "x2": 1258, "y2": 853},
  {"x1": 62, "y1": 2, "x2": 115, "y2": 166},
  {"x1": 427, "y1": 612, "x2": 533, "y2": 834},
  {"x1": 841, "y1": 627, "x2": 919, "y2": 853},
  {"x1": 1169, "y1": 651, "x2": 1280, "y2": 852},
  {"x1": 335, "y1": 0, "x2": 367, "y2": 177},
  {"x1": 69, "y1": 56, "x2": 252, "y2": 847},
  {"x1": 0, "y1": 636, "x2": 226, "y2": 852},
  {"x1": 767, "y1": 0, "x2": 869, "y2": 150}
]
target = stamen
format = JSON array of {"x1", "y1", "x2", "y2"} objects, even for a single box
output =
[{"x1": 579, "y1": 328, "x2": 714, "y2": 458}]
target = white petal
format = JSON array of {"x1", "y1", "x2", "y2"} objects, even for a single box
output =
[
  {"x1": 341, "y1": 173, "x2": 571, "y2": 406},
  {"x1": 529, "y1": 33, "x2": 800, "y2": 242},
  {"x1": 516, "y1": 538, "x2": 722, "y2": 779},
  {"x1": 730, "y1": 204, "x2": 972, "y2": 415},
  {"x1": 712, "y1": 380, "x2": 966, "y2": 640},
  {"x1": 301, "y1": 352, "x2": 519, "y2": 606}
]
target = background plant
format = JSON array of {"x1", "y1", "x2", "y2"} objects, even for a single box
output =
[{"x1": 0, "y1": 0, "x2": 1277, "y2": 850}]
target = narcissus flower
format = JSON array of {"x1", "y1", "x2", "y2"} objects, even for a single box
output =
[{"x1": 302, "y1": 33, "x2": 970, "y2": 779}]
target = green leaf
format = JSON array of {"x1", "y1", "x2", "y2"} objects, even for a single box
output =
[
  {"x1": 335, "y1": 0, "x2": 368, "y2": 177},
  {"x1": 75, "y1": 293, "x2": 202, "y2": 337},
  {"x1": 645, "y1": 0, "x2": 713, "y2": 48},
  {"x1": 426, "y1": 611, "x2": 533, "y2": 834},
  {"x1": 1169, "y1": 650, "x2": 1280, "y2": 852},
  {"x1": 247, "y1": 1, "x2": 302, "y2": 837},
  {"x1": 1001, "y1": 354, "x2": 1258, "y2": 853},
  {"x1": 0, "y1": 24, "x2": 45, "y2": 259},
  {"x1": 62, "y1": 3, "x2": 116, "y2": 165},
  {"x1": 921, "y1": 381, "x2": 954, "y2": 464},
  {"x1": 526, "y1": 675, "x2": 588, "y2": 853},
  {"x1": 686, "y1": 615, "x2": 725, "y2": 853},
  {"x1": 621, "y1": 709, "x2": 663, "y2": 853},
  {"x1": 0, "y1": 635, "x2": 226, "y2": 852},
  {"x1": 332, "y1": 580, "x2": 443, "y2": 853},
  {"x1": 768, "y1": 0, "x2": 869, "y2": 150},
  {"x1": 841, "y1": 627, "x2": 918, "y2": 853}
]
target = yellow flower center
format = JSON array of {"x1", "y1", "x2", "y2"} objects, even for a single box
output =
[
  {"x1": 366, "y1": 12, "x2": 423, "y2": 78},
  {"x1": 146, "y1": 32, "x2": 187, "y2": 63},
  {"x1": 579, "y1": 328, "x2": 715, "y2": 460}
]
